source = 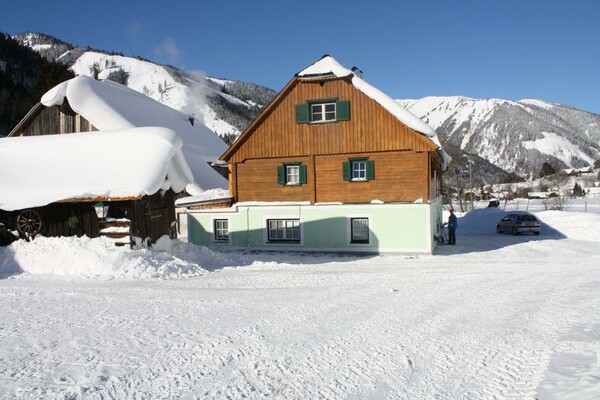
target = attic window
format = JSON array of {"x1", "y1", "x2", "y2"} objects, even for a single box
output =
[
  {"x1": 311, "y1": 102, "x2": 336, "y2": 122},
  {"x1": 295, "y1": 99, "x2": 350, "y2": 124}
]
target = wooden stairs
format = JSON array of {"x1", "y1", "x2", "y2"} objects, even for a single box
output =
[{"x1": 99, "y1": 218, "x2": 131, "y2": 246}]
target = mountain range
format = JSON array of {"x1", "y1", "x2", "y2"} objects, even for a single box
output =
[{"x1": 9, "y1": 32, "x2": 600, "y2": 185}]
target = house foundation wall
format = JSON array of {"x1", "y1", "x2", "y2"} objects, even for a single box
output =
[{"x1": 188, "y1": 199, "x2": 443, "y2": 254}]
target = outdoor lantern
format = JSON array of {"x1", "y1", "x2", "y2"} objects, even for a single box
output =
[{"x1": 93, "y1": 201, "x2": 109, "y2": 219}]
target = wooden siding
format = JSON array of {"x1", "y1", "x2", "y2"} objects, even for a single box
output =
[
  {"x1": 315, "y1": 151, "x2": 428, "y2": 203},
  {"x1": 234, "y1": 151, "x2": 430, "y2": 203},
  {"x1": 0, "y1": 191, "x2": 177, "y2": 244},
  {"x1": 236, "y1": 157, "x2": 313, "y2": 203},
  {"x1": 227, "y1": 77, "x2": 438, "y2": 164},
  {"x1": 13, "y1": 101, "x2": 96, "y2": 137}
]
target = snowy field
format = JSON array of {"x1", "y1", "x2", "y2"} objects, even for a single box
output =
[{"x1": 1, "y1": 206, "x2": 600, "y2": 399}]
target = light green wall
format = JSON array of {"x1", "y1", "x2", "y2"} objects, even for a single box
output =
[{"x1": 188, "y1": 202, "x2": 437, "y2": 254}]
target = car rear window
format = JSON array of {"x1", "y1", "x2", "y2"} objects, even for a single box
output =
[{"x1": 519, "y1": 215, "x2": 537, "y2": 221}]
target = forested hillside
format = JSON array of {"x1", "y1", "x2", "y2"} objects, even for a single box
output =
[{"x1": 0, "y1": 33, "x2": 74, "y2": 135}]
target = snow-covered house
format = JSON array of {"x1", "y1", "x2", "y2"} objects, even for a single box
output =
[
  {"x1": 0, "y1": 127, "x2": 193, "y2": 243},
  {"x1": 8, "y1": 76, "x2": 228, "y2": 191},
  {"x1": 2, "y1": 76, "x2": 229, "y2": 244},
  {"x1": 184, "y1": 56, "x2": 449, "y2": 254}
]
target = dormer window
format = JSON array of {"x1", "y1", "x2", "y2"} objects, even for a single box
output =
[
  {"x1": 310, "y1": 102, "x2": 336, "y2": 122},
  {"x1": 295, "y1": 99, "x2": 350, "y2": 124}
]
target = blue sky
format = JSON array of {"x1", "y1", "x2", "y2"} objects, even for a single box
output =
[{"x1": 2, "y1": 0, "x2": 600, "y2": 113}]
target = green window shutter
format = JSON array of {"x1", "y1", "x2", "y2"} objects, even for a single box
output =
[
  {"x1": 366, "y1": 159, "x2": 375, "y2": 180},
  {"x1": 277, "y1": 165, "x2": 285, "y2": 184},
  {"x1": 342, "y1": 160, "x2": 351, "y2": 181},
  {"x1": 299, "y1": 164, "x2": 307, "y2": 184},
  {"x1": 295, "y1": 103, "x2": 309, "y2": 123},
  {"x1": 336, "y1": 101, "x2": 350, "y2": 121}
]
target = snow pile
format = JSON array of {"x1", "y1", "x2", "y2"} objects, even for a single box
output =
[
  {"x1": 0, "y1": 236, "x2": 235, "y2": 279},
  {"x1": 0, "y1": 127, "x2": 193, "y2": 211},
  {"x1": 41, "y1": 76, "x2": 228, "y2": 191}
]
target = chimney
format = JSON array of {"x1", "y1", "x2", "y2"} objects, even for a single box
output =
[
  {"x1": 351, "y1": 66, "x2": 363, "y2": 78},
  {"x1": 189, "y1": 113, "x2": 195, "y2": 126}
]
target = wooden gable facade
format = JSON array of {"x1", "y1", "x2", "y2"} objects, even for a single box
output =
[
  {"x1": 222, "y1": 74, "x2": 444, "y2": 205},
  {"x1": 8, "y1": 100, "x2": 97, "y2": 137}
]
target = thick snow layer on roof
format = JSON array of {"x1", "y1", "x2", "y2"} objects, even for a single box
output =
[
  {"x1": 175, "y1": 188, "x2": 232, "y2": 207},
  {"x1": 41, "y1": 76, "x2": 228, "y2": 188},
  {"x1": 0, "y1": 127, "x2": 194, "y2": 211},
  {"x1": 298, "y1": 56, "x2": 450, "y2": 167},
  {"x1": 297, "y1": 56, "x2": 354, "y2": 78}
]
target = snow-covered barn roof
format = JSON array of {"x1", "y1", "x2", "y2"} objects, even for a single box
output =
[
  {"x1": 297, "y1": 56, "x2": 451, "y2": 166},
  {"x1": 0, "y1": 127, "x2": 194, "y2": 211},
  {"x1": 40, "y1": 76, "x2": 228, "y2": 188}
]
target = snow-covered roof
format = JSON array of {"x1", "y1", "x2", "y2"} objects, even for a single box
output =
[
  {"x1": 40, "y1": 76, "x2": 228, "y2": 189},
  {"x1": 297, "y1": 56, "x2": 451, "y2": 167},
  {"x1": 174, "y1": 188, "x2": 232, "y2": 207},
  {"x1": 0, "y1": 127, "x2": 194, "y2": 211}
]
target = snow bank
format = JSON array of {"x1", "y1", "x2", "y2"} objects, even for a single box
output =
[
  {"x1": 0, "y1": 236, "x2": 242, "y2": 279},
  {"x1": 0, "y1": 127, "x2": 193, "y2": 211}
]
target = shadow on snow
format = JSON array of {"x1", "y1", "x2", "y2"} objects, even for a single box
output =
[{"x1": 434, "y1": 208, "x2": 567, "y2": 255}]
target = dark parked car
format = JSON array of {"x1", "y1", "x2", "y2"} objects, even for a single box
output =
[{"x1": 496, "y1": 213, "x2": 541, "y2": 235}]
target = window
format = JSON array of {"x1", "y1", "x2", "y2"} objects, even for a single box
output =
[
  {"x1": 295, "y1": 99, "x2": 350, "y2": 123},
  {"x1": 310, "y1": 102, "x2": 336, "y2": 122},
  {"x1": 268, "y1": 219, "x2": 300, "y2": 242},
  {"x1": 351, "y1": 218, "x2": 370, "y2": 243},
  {"x1": 352, "y1": 160, "x2": 367, "y2": 181},
  {"x1": 286, "y1": 165, "x2": 300, "y2": 185},
  {"x1": 343, "y1": 158, "x2": 374, "y2": 181},
  {"x1": 278, "y1": 163, "x2": 307, "y2": 185},
  {"x1": 214, "y1": 219, "x2": 229, "y2": 242}
]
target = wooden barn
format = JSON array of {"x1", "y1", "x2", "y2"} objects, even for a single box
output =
[
  {"x1": 183, "y1": 56, "x2": 450, "y2": 254},
  {"x1": 1, "y1": 75, "x2": 230, "y2": 246},
  {"x1": 0, "y1": 127, "x2": 194, "y2": 246},
  {"x1": 8, "y1": 75, "x2": 228, "y2": 189}
]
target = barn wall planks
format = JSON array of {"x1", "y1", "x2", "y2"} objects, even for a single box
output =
[
  {"x1": 15, "y1": 101, "x2": 96, "y2": 137},
  {"x1": 0, "y1": 191, "x2": 177, "y2": 243}
]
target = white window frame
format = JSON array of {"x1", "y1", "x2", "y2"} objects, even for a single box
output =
[
  {"x1": 212, "y1": 218, "x2": 230, "y2": 243},
  {"x1": 286, "y1": 165, "x2": 300, "y2": 185},
  {"x1": 267, "y1": 219, "x2": 301, "y2": 242},
  {"x1": 310, "y1": 102, "x2": 336, "y2": 123},
  {"x1": 351, "y1": 160, "x2": 367, "y2": 181}
]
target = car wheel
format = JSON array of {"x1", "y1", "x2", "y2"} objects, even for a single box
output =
[
  {"x1": 511, "y1": 227, "x2": 518, "y2": 236},
  {"x1": 496, "y1": 225, "x2": 501, "y2": 233}
]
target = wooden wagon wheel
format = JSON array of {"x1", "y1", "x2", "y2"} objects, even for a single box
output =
[{"x1": 16, "y1": 209, "x2": 43, "y2": 238}]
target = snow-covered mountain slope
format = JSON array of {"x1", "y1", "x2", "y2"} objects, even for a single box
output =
[
  {"x1": 13, "y1": 32, "x2": 276, "y2": 141},
  {"x1": 397, "y1": 96, "x2": 600, "y2": 179}
]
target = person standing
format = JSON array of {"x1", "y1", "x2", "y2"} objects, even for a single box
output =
[{"x1": 447, "y1": 209, "x2": 458, "y2": 245}]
